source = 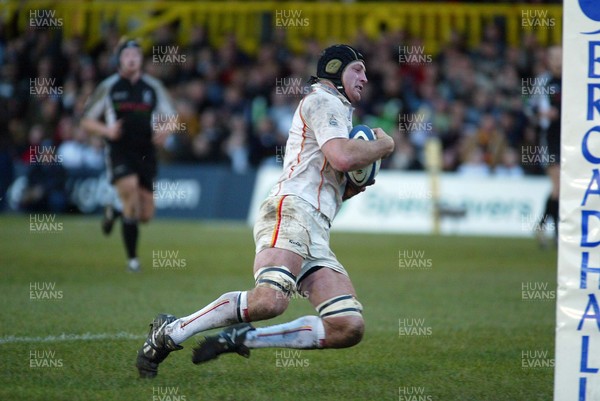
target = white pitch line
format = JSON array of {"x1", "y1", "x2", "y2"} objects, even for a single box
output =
[{"x1": 0, "y1": 332, "x2": 144, "y2": 344}]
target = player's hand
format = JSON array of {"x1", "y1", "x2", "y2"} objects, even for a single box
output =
[
  {"x1": 373, "y1": 128, "x2": 395, "y2": 158},
  {"x1": 342, "y1": 179, "x2": 375, "y2": 201},
  {"x1": 105, "y1": 120, "x2": 122, "y2": 141}
]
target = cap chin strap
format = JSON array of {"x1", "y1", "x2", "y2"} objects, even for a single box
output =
[
  {"x1": 329, "y1": 63, "x2": 353, "y2": 102},
  {"x1": 336, "y1": 83, "x2": 351, "y2": 102}
]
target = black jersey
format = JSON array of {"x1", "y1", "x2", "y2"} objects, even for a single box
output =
[
  {"x1": 83, "y1": 73, "x2": 176, "y2": 153},
  {"x1": 546, "y1": 75, "x2": 561, "y2": 156}
]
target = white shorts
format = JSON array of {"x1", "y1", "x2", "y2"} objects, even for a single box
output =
[{"x1": 253, "y1": 194, "x2": 347, "y2": 283}]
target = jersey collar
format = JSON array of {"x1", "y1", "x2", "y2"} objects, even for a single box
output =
[{"x1": 312, "y1": 81, "x2": 352, "y2": 106}]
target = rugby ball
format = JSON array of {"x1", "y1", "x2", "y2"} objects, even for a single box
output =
[{"x1": 345, "y1": 125, "x2": 381, "y2": 187}]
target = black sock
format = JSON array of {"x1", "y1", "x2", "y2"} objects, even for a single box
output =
[
  {"x1": 121, "y1": 217, "x2": 139, "y2": 259},
  {"x1": 541, "y1": 196, "x2": 552, "y2": 226},
  {"x1": 548, "y1": 198, "x2": 559, "y2": 236}
]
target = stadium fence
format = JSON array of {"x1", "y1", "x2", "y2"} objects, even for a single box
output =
[{"x1": 8, "y1": 1, "x2": 562, "y2": 54}]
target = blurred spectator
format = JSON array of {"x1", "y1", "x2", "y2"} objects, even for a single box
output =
[
  {"x1": 457, "y1": 147, "x2": 491, "y2": 177},
  {"x1": 57, "y1": 120, "x2": 103, "y2": 171},
  {"x1": 385, "y1": 131, "x2": 422, "y2": 170},
  {"x1": 56, "y1": 116, "x2": 81, "y2": 169},
  {"x1": 268, "y1": 87, "x2": 295, "y2": 139},
  {"x1": 472, "y1": 113, "x2": 508, "y2": 169},
  {"x1": 224, "y1": 115, "x2": 250, "y2": 174},
  {"x1": 19, "y1": 140, "x2": 67, "y2": 213},
  {"x1": 192, "y1": 109, "x2": 227, "y2": 163},
  {"x1": 251, "y1": 116, "x2": 285, "y2": 166},
  {"x1": 494, "y1": 147, "x2": 525, "y2": 177},
  {"x1": 83, "y1": 132, "x2": 105, "y2": 170},
  {"x1": 20, "y1": 124, "x2": 45, "y2": 164}
]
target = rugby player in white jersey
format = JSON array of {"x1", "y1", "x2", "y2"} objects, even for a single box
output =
[{"x1": 136, "y1": 44, "x2": 395, "y2": 378}]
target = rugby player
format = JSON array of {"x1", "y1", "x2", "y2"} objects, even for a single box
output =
[
  {"x1": 136, "y1": 44, "x2": 395, "y2": 378},
  {"x1": 81, "y1": 39, "x2": 177, "y2": 272},
  {"x1": 535, "y1": 46, "x2": 561, "y2": 247}
]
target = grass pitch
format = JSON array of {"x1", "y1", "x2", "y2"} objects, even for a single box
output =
[{"x1": 0, "y1": 214, "x2": 556, "y2": 400}]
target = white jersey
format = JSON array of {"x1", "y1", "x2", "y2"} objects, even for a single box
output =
[{"x1": 269, "y1": 82, "x2": 353, "y2": 222}]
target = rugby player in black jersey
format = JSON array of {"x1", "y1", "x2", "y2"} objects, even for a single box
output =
[{"x1": 82, "y1": 39, "x2": 177, "y2": 272}]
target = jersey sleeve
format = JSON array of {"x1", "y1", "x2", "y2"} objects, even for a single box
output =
[
  {"x1": 146, "y1": 75, "x2": 176, "y2": 117},
  {"x1": 82, "y1": 79, "x2": 111, "y2": 120},
  {"x1": 300, "y1": 94, "x2": 349, "y2": 148}
]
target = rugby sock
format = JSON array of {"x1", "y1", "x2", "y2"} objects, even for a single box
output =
[
  {"x1": 542, "y1": 196, "x2": 551, "y2": 226},
  {"x1": 121, "y1": 217, "x2": 138, "y2": 259},
  {"x1": 548, "y1": 197, "x2": 559, "y2": 236},
  {"x1": 168, "y1": 291, "x2": 249, "y2": 344},
  {"x1": 105, "y1": 204, "x2": 121, "y2": 220},
  {"x1": 243, "y1": 316, "x2": 326, "y2": 349},
  {"x1": 113, "y1": 208, "x2": 122, "y2": 220}
]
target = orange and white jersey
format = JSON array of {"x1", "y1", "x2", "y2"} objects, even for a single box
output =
[{"x1": 269, "y1": 82, "x2": 353, "y2": 222}]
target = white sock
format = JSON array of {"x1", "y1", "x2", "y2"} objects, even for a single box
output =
[
  {"x1": 244, "y1": 316, "x2": 326, "y2": 349},
  {"x1": 167, "y1": 291, "x2": 249, "y2": 344}
]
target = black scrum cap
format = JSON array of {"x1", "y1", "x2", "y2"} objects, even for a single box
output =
[
  {"x1": 314, "y1": 44, "x2": 365, "y2": 98},
  {"x1": 117, "y1": 39, "x2": 141, "y2": 57}
]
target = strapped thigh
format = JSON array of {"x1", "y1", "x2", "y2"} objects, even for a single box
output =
[
  {"x1": 316, "y1": 294, "x2": 363, "y2": 318},
  {"x1": 254, "y1": 266, "x2": 297, "y2": 297}
]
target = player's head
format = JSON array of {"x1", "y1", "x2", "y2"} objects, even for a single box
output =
[
  {"x1": 117, "y1": 39, "x2": 143, "y2": 76},
  {"x1": 315, "y1": 44, "x2": 366, "y2": 103}
]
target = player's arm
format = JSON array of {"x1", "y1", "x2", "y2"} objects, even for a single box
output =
[
  {"x1": 304, "y1": 94, "x2": 394, "y2": 172},
  {"x1": 321, "y1": 129, "x2": 394, "y2": 172},
  {"x1": 81, "y1": 118, "x2": 122, "y2": 141},
  {"x1": 80, "y1": 78, "x2": 122, "y2": 140},
  {"x1": 147, "y1": 75, "x2": 178, "y2": 146}
]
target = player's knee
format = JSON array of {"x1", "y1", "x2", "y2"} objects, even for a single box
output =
[
  {"x1": 263, "y1": 290, "x2": 289, "y2": 317},
  {"x1": 343, "y1": 316, "x2": 365, "y2": 346},
  {"x1": 139, "y1": 210, "x2": 153, "y2": 223},
  {"x1": 120, "y1": 197, "x2": 139, "y2": 219},
  {"x1": 118, "y1": 184, "x2": 137, "y2": 202},
  {"x1": 251, "y1": 266, "x2": 297, "y2": 319},
  {"x1": 139, "y1": 192, "x2": 155, "y2": 223},
  {"x1": 250, "y1": 287, "x2": 289, "y2": 319},
  {"x1": 317, "y1": 294, "x2": 364, "y2": 348},
  {"x1": 323, "y1": 316, "x2": 364, "y2": 348}
]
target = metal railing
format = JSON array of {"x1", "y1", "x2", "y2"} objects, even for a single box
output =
[{"x1": 5, "y1": 2, "x2": 562, "y2": 54}]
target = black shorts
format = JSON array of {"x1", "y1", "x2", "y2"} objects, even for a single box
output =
[
  {"x1": 107, "y1": 146, "x2": 156, "y2": 191},
  {"x1": 547, "y1": 142, "x2": 560, "y2": 165},
  {"x1": 546, "y1": 127, "x2": 560, "y2": 166}
]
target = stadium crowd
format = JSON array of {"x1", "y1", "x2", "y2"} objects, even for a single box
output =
[{"x1": 0, "y1": 15, "x2": 557, "y2": 210}]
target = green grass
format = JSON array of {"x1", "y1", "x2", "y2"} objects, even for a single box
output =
[{"x1": 0, "y1": 214, "x2": 556, "y2": 401}]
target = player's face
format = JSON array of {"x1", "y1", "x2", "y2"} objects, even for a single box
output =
[
  {"x1": 342, "y1": 61, "x2": 367, "y2": 103},
  {"x1": 119, "y1": 47, "x2": 143, "y2": 75}
]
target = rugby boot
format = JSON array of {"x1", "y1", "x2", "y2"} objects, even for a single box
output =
[
  {"x1": 192, "y1": 323, "x2": 254, "y2": 364},
  {"x1": 136, "y1": 313, "x2": 182, "y2": 378}
]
